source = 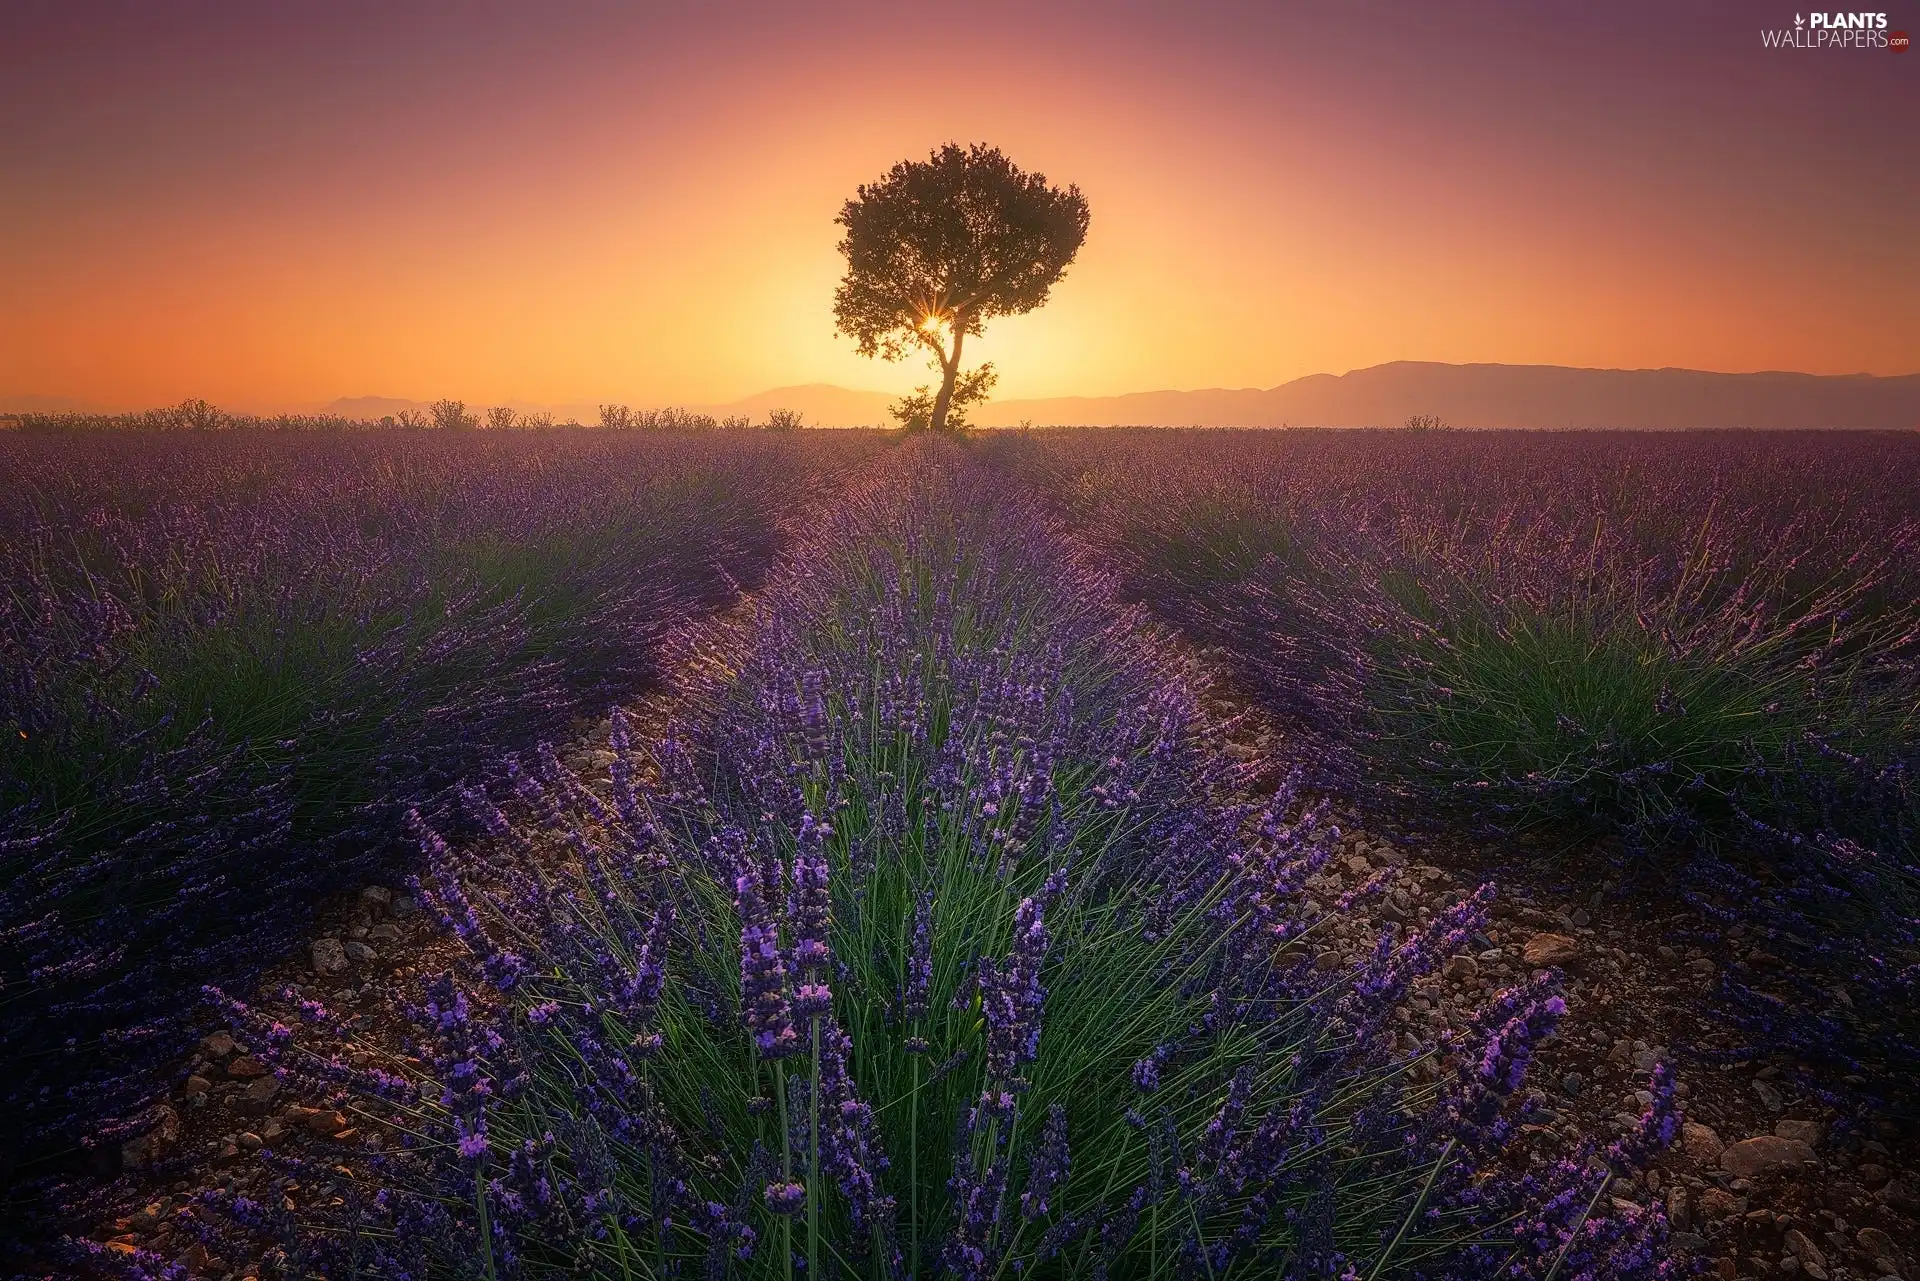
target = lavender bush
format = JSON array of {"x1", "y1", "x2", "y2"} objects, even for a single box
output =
[
  {"x1": 209, "y1": 441, "x2": 1675, "y2": 1278},
  {"x1": 981, "y1": 429, "x2": 1920, "y2": 836},
  {"x1": 0, "y1": 428, "x2": 880, "y2": 1180},
  {"x1": 981, "y1": 427, "x2": 1920, "y2": 1107}
]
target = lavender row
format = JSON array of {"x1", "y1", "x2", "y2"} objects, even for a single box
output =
[
  {"x1": 189, "y1": 439, "x2": 1677, "y2": 1278},
  {"x1": 979, "y1": 428, "x2": 1920, "y2": 1108},
  {"x1": 0, "y1": 428, "x2": 881, "y2": 1180}
]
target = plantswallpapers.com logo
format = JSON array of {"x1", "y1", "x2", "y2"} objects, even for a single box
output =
[{"x1": 1762, "y1": 11, "x2": 1907, "y2": 48}]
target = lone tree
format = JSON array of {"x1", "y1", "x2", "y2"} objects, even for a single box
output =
[{"x1": 834, "y1": 143, "x2": 1089, "y2": 432}]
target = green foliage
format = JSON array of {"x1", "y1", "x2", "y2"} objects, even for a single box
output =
[
  {"x1": 1354, "y1": 522, "x2": 1919, "y2": 854},
  {"x1": 889, "y1": 364, "x2": 998, "y2": 433},
  {"x1": 993, "y1": 428, "x2": 1920, "y2": 863},
  {"x1": 6, "y1": 496, "x2": 729, "y2": 850},
  {"x1": 0, "y1": 431, "x2": 866, "y2": 951},
  {"x1": 1128, "y1": 489, "x2": 1303, "y2": 596},
  {"x1": 1373, "y1": 593, "x2": 1823, "y2": 846},
  {"x1": 833, "y1": 143, "x2": 1089, "y2": 364}
]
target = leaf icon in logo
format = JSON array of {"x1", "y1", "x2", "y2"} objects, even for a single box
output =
[{"x1": 1794, "y1": 12, "x2": 1804, "y2": 24}]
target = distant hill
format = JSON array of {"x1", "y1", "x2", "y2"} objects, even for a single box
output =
[
  {"x1": 663, "y1": 365, "x2": 1920, "y2": 429},
  {"x1": 979, "y1": 363, "x2": 1920, "y2": 430},
  {"x1": 322, "y1": 395, "x2": 428, "y2": 420},
  {"x1": 302, "y1": 362, "x2": 1920, "y2": 430},
  {"x1": 701, "y1": 384, "x2": 896, "y2": 426},
  {"x1": 325, "y1": 395, "x2": 430, "y2": 419}
]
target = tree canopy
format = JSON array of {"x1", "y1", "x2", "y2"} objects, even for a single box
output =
[{"x1": 834, "y1": 143, "x2": 1089, "y2": 431}]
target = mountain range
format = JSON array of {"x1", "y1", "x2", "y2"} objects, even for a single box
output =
[
  {"x1": 978, "y1": 362, "x2": 1920, "y2": 431},
  {"x1": 335, "y1": 363, "x2": 1920, "y2": 430},
  {"x1": 12, "y1": 363, "x2": 1920, "y2": 429}
]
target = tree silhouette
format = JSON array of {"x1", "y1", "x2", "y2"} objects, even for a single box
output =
[{"x1": 834, "y1": 143, "x2": 1089, "y2": 432}]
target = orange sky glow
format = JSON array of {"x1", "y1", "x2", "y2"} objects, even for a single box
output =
[{"x1": 2, "y1": 2, "x2": 1915, "y2": 412}]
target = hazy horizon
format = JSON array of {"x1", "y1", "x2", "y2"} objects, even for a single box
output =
[
  {"x1": 12, "y1": 359, "x2": 1920, "y2": 431},
  {"x1": 11, "y1": 360, "x2": 1920, "y2": 419}
]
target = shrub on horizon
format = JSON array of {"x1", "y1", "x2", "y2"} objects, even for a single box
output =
[{"x1": 430, "y1": 399, "x2": 478, "y2": 431}]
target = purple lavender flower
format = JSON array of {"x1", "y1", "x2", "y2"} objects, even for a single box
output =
[
  {"x1": 763, "y1": 1180, "x2": 807, "y2": 1215},
  {"x1": 1441, "y1": 982, "x2": 1567, "y2": 1142},
  {"x1": 977, "y1": 870, "x2": 1065, "y2": 1114},
  {"x1": 1478, "y1": 992, "x2": 1566, "y2": 1094},
  {"x1": 732, "y1": 848, "x2": 797, "y2": 1059},
  {"x1": 903, "y1": 888, "x2": 933, "y2": 1026},
  {"x1": 1020, "y1": 1104, "x2": 1071, "y2": 1221},
  {"x1": 943, "y1": 1153, "x2": 1009, "y2": 1281},
  {"x1": 788, "y1": 812, "x2": 834, "y2": 1019},
  {"x1": 456, "y1": 1114, "x2": 490, "y2": 1162},
  {"x1": 814, "y1": 1019, "x2": 899, "y2": 1248},
  {"x1": 1608, "y1": 1060, "x2": 1681, "y2": 1170}
]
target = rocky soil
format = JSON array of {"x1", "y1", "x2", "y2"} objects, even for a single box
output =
[{"x1": 95, "y1": 883, "x2": 460, "y2": 1278}]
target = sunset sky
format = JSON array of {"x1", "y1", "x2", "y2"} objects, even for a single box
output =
[{"x1": 2, "y1": 1, "x2": 1915, "y2": 413}]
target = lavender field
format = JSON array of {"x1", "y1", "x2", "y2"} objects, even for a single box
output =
[
  {"x1": 5, "y1": 427, "x2": 1916, "y2": 1281},
  {"x1": 1, "y1": 427, "x2": 880, "y2": 1187},
  {"x1": 981, "y1": 427, "x2": 1920, "y2": 1095}
]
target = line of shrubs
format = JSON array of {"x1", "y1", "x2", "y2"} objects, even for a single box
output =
[{"x1": 2, "y1": 399, "x2": 813, "y2": 433}]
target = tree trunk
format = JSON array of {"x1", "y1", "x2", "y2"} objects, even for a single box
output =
[{"x1": 929, "y1": 327, "x2": 965, "y2": 432}]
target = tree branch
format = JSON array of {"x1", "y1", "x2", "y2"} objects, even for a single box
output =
[{"x1": 916, "y1": 329, "x2": 950, "y2": 367}]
